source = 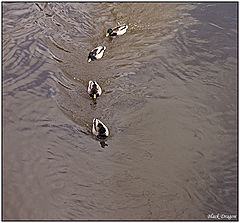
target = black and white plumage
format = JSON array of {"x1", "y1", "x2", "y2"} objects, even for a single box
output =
[
  {"x1": 87, "y1": 80, "x2": 102, "y2": 100},
  {"x1": 92, "y1": 118, "x2": 109, "y2": 139},
  {"x1": 106, "y1": 24, "x2": 128, "y2": 37},
  {"x1": 88, "y1": 46, "x2": 106, "y2": 62}
]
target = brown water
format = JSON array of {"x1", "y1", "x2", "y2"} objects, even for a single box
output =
[{"x1": 3, "y1": 2, "x2": 238, "y2": 220}]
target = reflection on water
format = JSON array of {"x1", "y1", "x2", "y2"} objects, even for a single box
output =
[{"x1": 3, "y1": 2, "x2": 237, "y2": 220}]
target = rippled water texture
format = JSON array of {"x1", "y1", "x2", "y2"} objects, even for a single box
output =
[{"x1": 3, "y1": 2, "x2": 238, "y2": 220}]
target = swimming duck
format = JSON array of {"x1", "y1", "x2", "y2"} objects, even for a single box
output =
[
  {"x1": 106, "y1": 24, "x2": 128, "y2": 37},
  {"x1": 92, "y1": 118, "x2": 109, "y2": 139},
  {"x1": 88, "y1": 80, "x2": 102, "y2": 100},
  {"x1": 88, "y1": 46, "x2": 106, "y2": 62}
]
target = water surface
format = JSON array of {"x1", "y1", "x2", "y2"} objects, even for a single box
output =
[{"x1": 3, "y1": 2, "x2": 238, "y2": 220}]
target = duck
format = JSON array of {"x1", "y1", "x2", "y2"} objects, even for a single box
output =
[
  {"x1": 88, "y1": 46, "x2": 106, "y2": 62},
  {"x1": 88, "y1": 80, "x2": 102, "y2": 100},
  {"x1": 92, "y1": 118, "x2": 109, "y2": 139},
  {"x1": 106, "y1": 24, "x2": 128, "y2": 37}
]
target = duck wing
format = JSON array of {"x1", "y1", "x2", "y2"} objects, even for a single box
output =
[
  {"x1": 115, "y1": 24, "x2": 127, "y2": 31},
  {"x1": 92, "y1": 48, "x2": 99, "y2": 55},
  {"x1": 93, "y1": 118, "x2": 98, "y2": 133},
  {"x1": 88, "y1": 80, "x2": 94, "y2": 94},
  {"x1": 96, "y1": 46, "x2": 105, "y2": 55}
]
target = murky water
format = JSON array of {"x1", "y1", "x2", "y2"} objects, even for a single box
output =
[{"x1": 3, "y1": 2, "x2": 238, "y2": 220}]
